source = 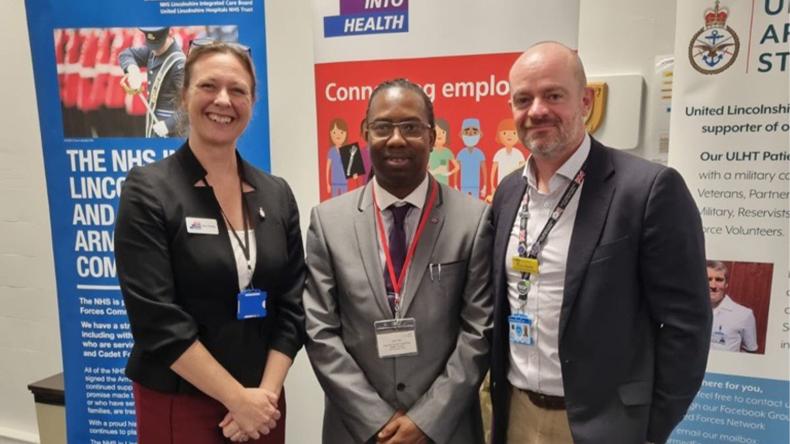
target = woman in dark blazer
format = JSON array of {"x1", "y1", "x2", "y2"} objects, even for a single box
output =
[{"x1": 115, "y1": 40, "x2": 304, "y2": 443}]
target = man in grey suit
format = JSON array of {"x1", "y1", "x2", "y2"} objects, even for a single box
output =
[
  {"x1": 489, "y1": 42, "x2": 711, "y2": 443},
  {"x1": 304, "y1": 79, "x2": 492, "y2": 444}
]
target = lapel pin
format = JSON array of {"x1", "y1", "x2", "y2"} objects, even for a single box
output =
[
  {"x1": 259, "y1": 207, "x2": 266, "y2": 220},
  {"x1": 431, "y1": 217, "x2": 439, "y2": 224}
]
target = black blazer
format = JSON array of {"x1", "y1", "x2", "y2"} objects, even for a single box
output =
[
  {"x1": 115, "y1": 143, "x2": 305, "y2": 394},
  {"x1": 489, "y1": 139, "x2": 711, "y2": 444}
]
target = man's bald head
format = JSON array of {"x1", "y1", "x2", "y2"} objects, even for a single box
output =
[
  {"x1": 507, "y1": 41, "x2": 593, "y2": 161},
  {"x1": 510, "y1": 41, "x2": 587, "y2": 93}
]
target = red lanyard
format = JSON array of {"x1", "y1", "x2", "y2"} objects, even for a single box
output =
[{"x1": 372, "y1": 180, "x2": 438, "y2": 314}]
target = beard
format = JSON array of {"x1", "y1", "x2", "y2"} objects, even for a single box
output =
[{"x1": 522, "y1": 114, "x2": 585, "y2": 158}]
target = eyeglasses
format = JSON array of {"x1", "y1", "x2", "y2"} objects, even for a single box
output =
[
  {"x1": 188, "y1": 38, "x2": 251, "y2": 55},
  {"x1": 367, "y1": 121, "x2": 431, "y2": 139}
]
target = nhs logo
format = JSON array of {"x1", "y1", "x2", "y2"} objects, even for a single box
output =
[{"x1": 324, "y1": 0, "x2": 409, "y2": 38}]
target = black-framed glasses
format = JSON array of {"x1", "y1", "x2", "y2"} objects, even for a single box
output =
[
  {"x1": 188, "y1": 38, "x2": 251, "y2": 55},
  {"x1": 367, "y1": 120, "x2": 432, "y2": 139}
]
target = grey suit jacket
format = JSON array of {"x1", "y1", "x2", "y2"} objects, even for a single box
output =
[
  {"x1": 304, "y1": 178, "x2": 492, "y2": 444},
  {"x1": 490, "y1": 139, "x2": 712, "y2": 444}
]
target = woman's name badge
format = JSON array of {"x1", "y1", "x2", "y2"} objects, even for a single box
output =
[
  {"x1": 374, "y1": 318, "x2": 418, "y2": 359},
  {"x1": 185, "y1": 217, "x2": 219, "y2": 235},
  {"x1": 509, "y1": 313, "x2": 534, "y2": 345},
  {"x1": 237, "y1": 289, "x2": 267, "y2": 320},
  {"x1": 512, "y1": 256, "x2": 539, "y2": 274}
]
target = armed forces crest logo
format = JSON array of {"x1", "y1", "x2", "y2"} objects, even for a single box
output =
[{"x1": 688, "y1": 0, "x2": 740, "y2": 75}]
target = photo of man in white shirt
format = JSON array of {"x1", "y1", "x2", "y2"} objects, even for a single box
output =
[{"x1": 708, "y1": 260, "x2": 758, "y2": 353}]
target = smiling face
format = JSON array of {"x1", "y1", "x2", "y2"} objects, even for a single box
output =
[
  {"x1": 509, "y1": 43, "x2": 592, "y2": 160},
  {"x1": 498, "y1": 129, "x2": 519, "y2": 148},
  {"x1": 182, "y1": 52, "x2": 253, "y2": 150},
  {"x1": 708, "y1": 267, "x2": 728, "y2": 308},
  {"x1": 364, "y1": 86, "x2": 434, "y2": 197},
  {"x1": 330, "y1": 125, "x2": 348, "y2": 147}
]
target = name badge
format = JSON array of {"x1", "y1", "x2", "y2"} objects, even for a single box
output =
[
  {"x1": 374, "y1": 318, "x2": 418, "y2": 359},
  {"x1": 512, "y1": 256, "x2": 539, "y2": 274},
  {"x1": 509, "y1": 313, "x2": 534, "y2": 345},
  {"x1": 186, "y1": 217, "x2": 219, "y2": 235},
  {"x1": 237, "y1": 289, "x2": 267, "y2": 320}
]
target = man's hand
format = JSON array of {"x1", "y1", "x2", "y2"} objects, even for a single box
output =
[
  {"x1": 126, "y1": 65, "x2": 144, "y2": 90},
  {"x1": 377, "y1": 410, "x2": 404, "y2": 442},
  {"x1": 377, "y1": 411, "x2": 428, "y2": 444},
  {"x1": 221, "y1": 388, "x2": 280, "y2": 440}
]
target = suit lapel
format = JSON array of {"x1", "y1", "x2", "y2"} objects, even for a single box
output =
[
  {"x1": 239, "y1": 161, "x2": 277, "y2": 292},
  {"x1": 242, "y1": 188, "x2": 267, "y2": 229},
  {"x1": 354, "y1": 184, "x2": 393, "y2": 317},
  {"x1": 239, "y1": 156, "x2": 268, "y2": 229},
  {"x1": 242, "y1": 187, "x2": 269, "y2": 291},
  {"x1": 560, "y1": 140, "x2": 615, "y2": 339},
  {"x1": 400, "y1": 180, "x2": 445, "y2": 316},
  {"x1": 185, "y1": 146, "x2": 243, "y2": 292},
  {"x1": 494, "y1": 177, "x2": 527, "y2": 301}
]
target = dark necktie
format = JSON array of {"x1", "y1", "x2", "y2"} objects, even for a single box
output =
[{"x1": 385, "y1": 204, "x2": 411, "y2": 310}]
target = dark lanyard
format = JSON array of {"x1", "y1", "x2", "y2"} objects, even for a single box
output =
[
  {"x1": 372, "y1": 180, "x2": 438, "y2": 317},
  {"x1": 203, "y1": 169, "x2": 252, "y2": 286},
  {"x1": 517, "y1": 161, "x2": 587, "y2": 301}
]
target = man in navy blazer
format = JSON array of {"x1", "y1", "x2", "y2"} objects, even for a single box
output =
[{"x1": 489, "y1": 42, "x2": 711, "y2": 444}]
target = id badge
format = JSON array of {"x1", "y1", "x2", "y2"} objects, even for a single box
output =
[
  {"x1": 374, "y1": 318, "x2": 418, "y2": 358},
  {"x1": 712, "y1": 328, "x2": 727, "y2": 344},
  {"x1": 509, "y1": 313, "x2": 534, "y2": 345},
  {"x1": 237, "y1": 289, "x2": 267, "y2": 320},
  {"x1": 512, "y1": 256, "x2": 539, "y2": 274}
]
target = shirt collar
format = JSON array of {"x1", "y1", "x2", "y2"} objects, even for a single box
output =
[
  {"x1": 373, "y1": 174, "x2": 429, "y2": 210},
  {"x1": 522, "y1": 133, "x2": 591, "y2": 191},
  {"x1": 717, "y1": 295, "x2": 737, "y2": 311}
]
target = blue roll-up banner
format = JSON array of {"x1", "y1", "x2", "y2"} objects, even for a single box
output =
[{"x1": 23, "y1": 1, "x2": 270, "y2": 442}]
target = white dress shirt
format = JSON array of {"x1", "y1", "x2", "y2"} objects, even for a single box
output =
[
  {"x1": 506, "y1": 134, "x2": 591, "y2": 396},
  {"x1": 711, "y1": 295, "x2": 758, "y2": 352}
]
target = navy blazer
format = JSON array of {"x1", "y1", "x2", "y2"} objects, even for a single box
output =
[
  {"x1": 490, "y1": 139, "x2": 711, "y2": 444},
  {"x1": 115, "y1": 143, "x2": 305, "y2": 394}
]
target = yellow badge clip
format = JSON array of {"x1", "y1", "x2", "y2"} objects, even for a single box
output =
[{"x1": 512, "y1": 257, "x2": 539, "y2": 274}]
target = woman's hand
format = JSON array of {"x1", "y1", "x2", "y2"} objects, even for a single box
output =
[{"x1": 220, "y1": 388, "x2": 281, "y2": 440}]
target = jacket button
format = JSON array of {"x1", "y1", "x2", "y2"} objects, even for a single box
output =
[{"x1": 396, "y1": 383, "x2": 405, "y2": 391}]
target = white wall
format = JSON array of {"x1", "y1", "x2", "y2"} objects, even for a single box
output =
[
  {"x1": 263, "y1": 1, "x2": 322, "y2": 443},
  {"x1": 0, "y1": 1, "x2": 676, "y2": 442},
  {"x1": 0, "y1": 1, "x2": 62, "y2": 443},
  {"x1": 579, "y1": 0, "x2": 678, "y2": 163}
]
